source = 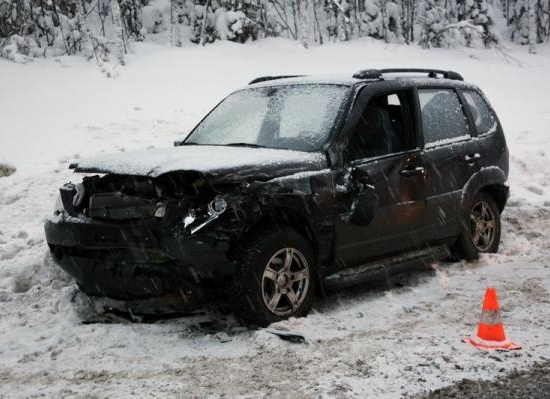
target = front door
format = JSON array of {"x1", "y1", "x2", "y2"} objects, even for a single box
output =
[{"x1": 334, "y1": 88, "x2": 427, "y2": 268}]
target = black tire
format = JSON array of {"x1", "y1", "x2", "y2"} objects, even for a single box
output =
[
  {"x1": 230, "y1": 226, "x2": 316, "y2": 327},
  {"x1": 453, "y1": 192, "x2": 501, "y2": 261}
]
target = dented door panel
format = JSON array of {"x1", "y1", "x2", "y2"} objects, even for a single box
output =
[{"x1": 334, "y1": 150, "x2": 427, "y2": 268}]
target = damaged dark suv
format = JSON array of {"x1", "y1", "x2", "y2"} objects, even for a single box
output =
[{"x1": 45, "y1": 69, "x2": 509, "y2": 327}]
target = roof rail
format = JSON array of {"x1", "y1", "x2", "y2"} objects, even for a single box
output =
[
  {"x1": 352, "y1": 69, "x2": 383, "y2": 80},
  {"x1": 248, "y1": 75, "x2": 304, "y2": 85},
  {"x1": 353, "y1": 68, "x2": 464, "y2": 81}
]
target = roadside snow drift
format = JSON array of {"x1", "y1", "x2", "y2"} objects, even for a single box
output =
[{"x1": 1, "y1": 39, "x2": 549, "y2": 398}]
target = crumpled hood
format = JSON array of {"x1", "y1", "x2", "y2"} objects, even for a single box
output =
[{"x1": 70, "y1": 145, "x2": 327, "y2": 179}]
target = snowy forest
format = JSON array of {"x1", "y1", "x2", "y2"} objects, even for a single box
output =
[{"x1": 0, "y1": 0, "x2": 549, "y2": 62}]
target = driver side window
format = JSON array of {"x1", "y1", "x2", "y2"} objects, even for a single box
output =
[{"x1": 348, "y1": 90, "x2": 414, "y2": 161}]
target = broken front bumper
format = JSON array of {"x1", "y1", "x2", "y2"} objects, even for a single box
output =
[{"x1": 44, "y1": 215, "x2": 232, "y2": 300}]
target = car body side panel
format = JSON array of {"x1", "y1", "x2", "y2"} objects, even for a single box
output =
[
  {"x1": 458, "y1": 87, "x2": 509, "y2": 209},
  {"x1": 247, "y1": 169, "x2": 344, "y2": 270},
  {"x1": 419, "y1": 138, "x2": 483, "y2": 240},
  {"x1": 334, "y1": 150, "x2": 427, "y2": 268}
]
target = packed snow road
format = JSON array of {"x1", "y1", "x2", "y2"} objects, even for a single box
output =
[{"x1": 1, "y1": 40, "x2": 549, "y2": 398}]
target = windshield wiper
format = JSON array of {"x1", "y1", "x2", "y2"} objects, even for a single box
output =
[{"x1": 224, "y1": 143, "x2": 269, "y2": 148}]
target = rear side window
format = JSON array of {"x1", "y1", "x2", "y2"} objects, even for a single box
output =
[
  {"x1": 418, "y1": 89, "x2": 469, "y2": 147},
  {"x1": 463, "y1": 90, "x2": 497, "y2": 135}
]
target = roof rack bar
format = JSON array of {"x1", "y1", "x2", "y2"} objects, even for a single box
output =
[
  {"x1": 352, "y1": 68, "x2": 464, "y2": 81},
  {"x1": 352, "y1": 69, "x2": 383, "y2": 80},
  {"x1": 378, "y1": 68, "x2": 464, "y2": 81},
  {"x1": 248, "y1": 75, "x2": 304, "y2": 85}
]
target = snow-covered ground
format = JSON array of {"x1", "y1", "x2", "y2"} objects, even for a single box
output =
[{"x1": 0, "y1": 38, "x2": 549, "y2": 398}]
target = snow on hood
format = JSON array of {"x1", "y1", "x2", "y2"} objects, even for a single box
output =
[{"x1": 70, "y1": 145, "x2": 327, "y2": 178}]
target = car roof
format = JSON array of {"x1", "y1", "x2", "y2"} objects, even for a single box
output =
[{"x1": 246, "y1": 69, "x2": 479, "y2": 91}]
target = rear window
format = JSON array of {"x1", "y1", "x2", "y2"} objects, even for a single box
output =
[
  {"x1": 463, "y1": 90, "x2": 497, "y2": 135},
  {"x1": 418, "y1": 89, "x2": 470, "y2": 147}
]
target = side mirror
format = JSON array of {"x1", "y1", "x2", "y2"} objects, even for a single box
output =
[
  {"x1": 349, "y1": 187, "x2": 377, "y2": 226},
  {"x1": 348, "y1": 168, "x2": 377, "y2": 226},
  {"x1": 350, "y1": 167, "x2": 373, "y2": 191}
]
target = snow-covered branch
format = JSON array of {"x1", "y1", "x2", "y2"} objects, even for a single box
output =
[{"x1": 1, "y1": 0, "x2": 549, "y2": 62}]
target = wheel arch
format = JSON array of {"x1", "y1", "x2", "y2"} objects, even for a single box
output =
[
  {"x1": 228, "y1": 221, "x2": 319, "y2": 326},
  {"x1": 231, "y1": 206, "x2": 328, "y2": 296},
  {"x1": 478, "y1": 184, "x2": 509, "y2": 213},
  {"x1": 461, "y1": 166, "x2": 509, "y2": 215}
]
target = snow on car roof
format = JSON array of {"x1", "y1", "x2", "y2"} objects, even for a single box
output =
[
  {"x1": 247, "y1": 74, "x2": 360, "y2": 88},
  {"x1": 245, "y1": 72, "x2": 478, "y2": 90}
]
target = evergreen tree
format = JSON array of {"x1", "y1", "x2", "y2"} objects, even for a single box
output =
[
  {"x1": 419, "y1": 0, "x2": 448, "y2": 48},
  {"x1": 3, "y1": 0, "x2": 550, "y2": 62}
]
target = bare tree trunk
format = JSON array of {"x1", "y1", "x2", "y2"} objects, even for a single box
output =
[
  {"x1": 381, "y1": 0, "x2": 388, "y2": 43},
  {"x1": 110, "y1": 0, "x2": 125, "y2": 64},
  {"x1": 199, "y1": 0, "x2": 211, "y2": 46},
  {"x1": 170, "y1": 0, "x2": 175, "y2": 46},
  {"x1": 298, "y1": 0, "x2": 310, "y2": 46},
  {"x1": 528, "y1": 0, "x2": 537, "y2": 53},
  {"x1": 261, "y1": 3, "x2": 269, "y2": 38},
  {"x1": 407, "y1": 0, "x2": 411, "y2": 42},
  {"x1": 292, "y1": 0, "x2": 299, "y2": 40},
  {"x1": 98, "y1": 0, "x2": 107, "y2": 36},
  {"x1": 269, "y1": 0, "x2": 296, "y2": 40},
  {"x1": 312, "y1": 0, "x2": 323, "y2": 44},
  {"x1": 410, "y1": 0, "x2": 415, "y2": 42}
]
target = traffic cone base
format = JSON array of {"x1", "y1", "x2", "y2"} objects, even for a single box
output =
[
  {"x1": 464, "y1": 287, "x2": 521, "y2": 351},
  {"x1": 463, "y1": 335, "x2": 521, "y2": 351}
]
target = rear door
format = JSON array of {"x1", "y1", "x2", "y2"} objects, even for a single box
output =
[
  {"x1": 461, "y1": 89, "x2": 507, "y2": 172},
  {"x1": 416, "y1": 88, "x2": 482, "y2": 241}
]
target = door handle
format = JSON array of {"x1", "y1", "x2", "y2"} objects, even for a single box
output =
[
  {"x1": 400, "y1": 166, "x2": 425, "y2": 177},
  {"x1": 464, "y1": 153, "x2": 481, "y2": 162}
]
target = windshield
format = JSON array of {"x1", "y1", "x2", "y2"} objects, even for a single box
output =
[{"x1": 184, "y1": 84, "x2": 350, "y2": 152}]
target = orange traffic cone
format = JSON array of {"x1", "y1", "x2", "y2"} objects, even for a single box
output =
[{"x1": 463, "y1": 287, "x2": 521, "y2": 350}]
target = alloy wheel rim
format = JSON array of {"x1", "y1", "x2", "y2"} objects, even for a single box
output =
[
  {"x1": 261, "y1": 247, "x2": 310, "y2": 316},
  {"x1": 469, "y1": 200, "x2": 497, "y2": 252}
]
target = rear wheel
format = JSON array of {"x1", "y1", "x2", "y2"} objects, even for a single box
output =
[
  {"x1": 453, "y1": 192, "x2": 501, "y2": 261},
  {"x1": 230, "y1": 227, "x2": 316, "y2": 327}
]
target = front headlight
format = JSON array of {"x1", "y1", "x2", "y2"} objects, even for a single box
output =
[
  {"x1": 154, "y1": 203, "x2": 167, "y2": 218},
  {"x1": 184, "y1": 196, "x2": 228, "y2": 235},
  {"x1": 208, "y1": 196, "x2": 227, "y2": 215},
  {"x1": 72, "y1": 183, "x2": 85, "y2": 208}
]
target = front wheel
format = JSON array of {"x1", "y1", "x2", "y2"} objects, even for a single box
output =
[
  {"x1": 453, "y1": 192, "x2": 501, "y2": 261},
  {"x1": 230, "y1": 227, "x2": 316, "y2": 327}
]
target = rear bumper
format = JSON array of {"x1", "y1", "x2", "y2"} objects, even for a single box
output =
[{"x1": 44, "y1": 216, "x2": 232, "y2": 299}]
